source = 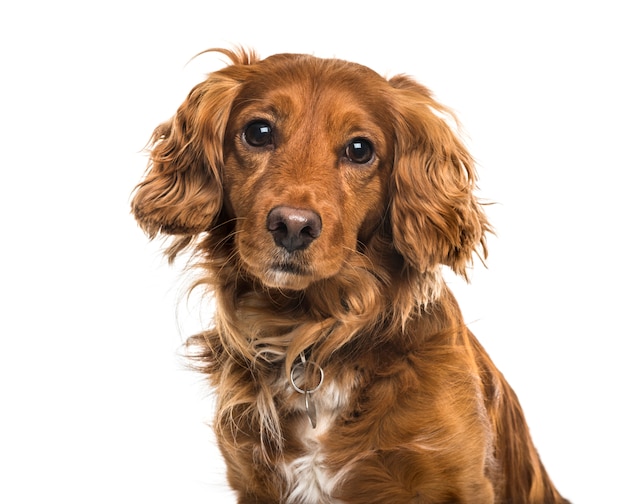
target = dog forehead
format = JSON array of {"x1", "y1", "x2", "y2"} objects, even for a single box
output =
[
  {"x1": 261, "y1": 52, "x2": 384, "y2": 80},
  {"x1": 230, "y1": 55, "x2": 394, "y2": 133},
  {"x1": 236, "y1": 53, "x2": 389, "y2": 103}
]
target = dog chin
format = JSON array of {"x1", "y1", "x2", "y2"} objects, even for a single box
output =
[{"x1": 262, "y1": 268, "x2": 315, "y2": 290}]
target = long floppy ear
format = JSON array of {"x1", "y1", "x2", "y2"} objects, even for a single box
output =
[
  {"x1": 131, "y1": 49, "x2": 257, "y2": 241},
  {"x1": 389, "y1": 75, "x2": 490, "y2": 279}
]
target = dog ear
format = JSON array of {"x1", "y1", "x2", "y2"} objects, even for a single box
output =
[
  {"x1": 388, "y1": 75, "x2": 490, "y2": 279},
  {"x1": 131, "y1": 65, "x2": 245, "y2": 240}
]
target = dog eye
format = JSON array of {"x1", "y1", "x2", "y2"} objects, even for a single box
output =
[
  {"x1": 345, "y1": 138, "x2": 374, "y2": 164},
  {"x1": 243, "y1": 121, "x2": 274, "y2": 148}
]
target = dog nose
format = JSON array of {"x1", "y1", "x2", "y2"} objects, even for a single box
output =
[{"x1": 266, "y1": 206, "x2": 322, "y2": 252}]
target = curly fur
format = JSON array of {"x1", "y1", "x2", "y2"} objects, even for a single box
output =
[{"x1": 132, "y1": 47, "x2": 569, "y2": 503}]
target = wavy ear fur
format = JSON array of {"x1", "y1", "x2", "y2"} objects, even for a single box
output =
[
  {"x1": 388, "y1": 75, "x2": 490, "y2": 278},
  {"x1": 131, "y1": 49, "x2": 258, "y2": 248}
]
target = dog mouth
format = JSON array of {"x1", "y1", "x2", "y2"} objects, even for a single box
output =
[
  {"x1": 238, "y1": 239, "x2": 318, "y2": 289},
  {"x1": 270, "y1": 260, "x2": 308, "y2": 276},
  {"x1": 259, "y1": 255, "x2": 317, "y2": 290}
]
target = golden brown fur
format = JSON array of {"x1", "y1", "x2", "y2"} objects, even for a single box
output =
[{"x1": 132, "y1": 48, "x2": 569, "y2": 503}]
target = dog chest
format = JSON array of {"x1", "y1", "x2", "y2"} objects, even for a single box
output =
[{"x1": 282, "y1": 380, "x2": 350, "y2": 504}]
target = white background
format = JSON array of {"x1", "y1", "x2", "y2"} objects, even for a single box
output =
[{"x1": 1, "y1": 1, "x2": 624, "y2": 502}]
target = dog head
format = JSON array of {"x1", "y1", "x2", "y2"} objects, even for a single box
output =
[{"x1": 132, "y1": 48, "x2": 489, "y2": 291}]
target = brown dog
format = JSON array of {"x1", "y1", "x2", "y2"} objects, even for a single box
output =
[{"x1": 132, "y1": 48, "x2": 569, "y2": 503}]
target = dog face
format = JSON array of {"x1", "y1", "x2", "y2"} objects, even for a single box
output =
[
  {"x1": 221, "y1": 56, "x2": 396, "y2": 290},
  {"x1": 132, "y1": 49, "x2": 488, "y2": 291}
]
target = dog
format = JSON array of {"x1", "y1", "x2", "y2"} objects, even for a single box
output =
[{"x1": 132, "y1": 48, "x2": 569, "y2": 503}]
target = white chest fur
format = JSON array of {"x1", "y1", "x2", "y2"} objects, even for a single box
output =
[{"x1": 282, "y1": 381, "x2": 350, "y2": 504}]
